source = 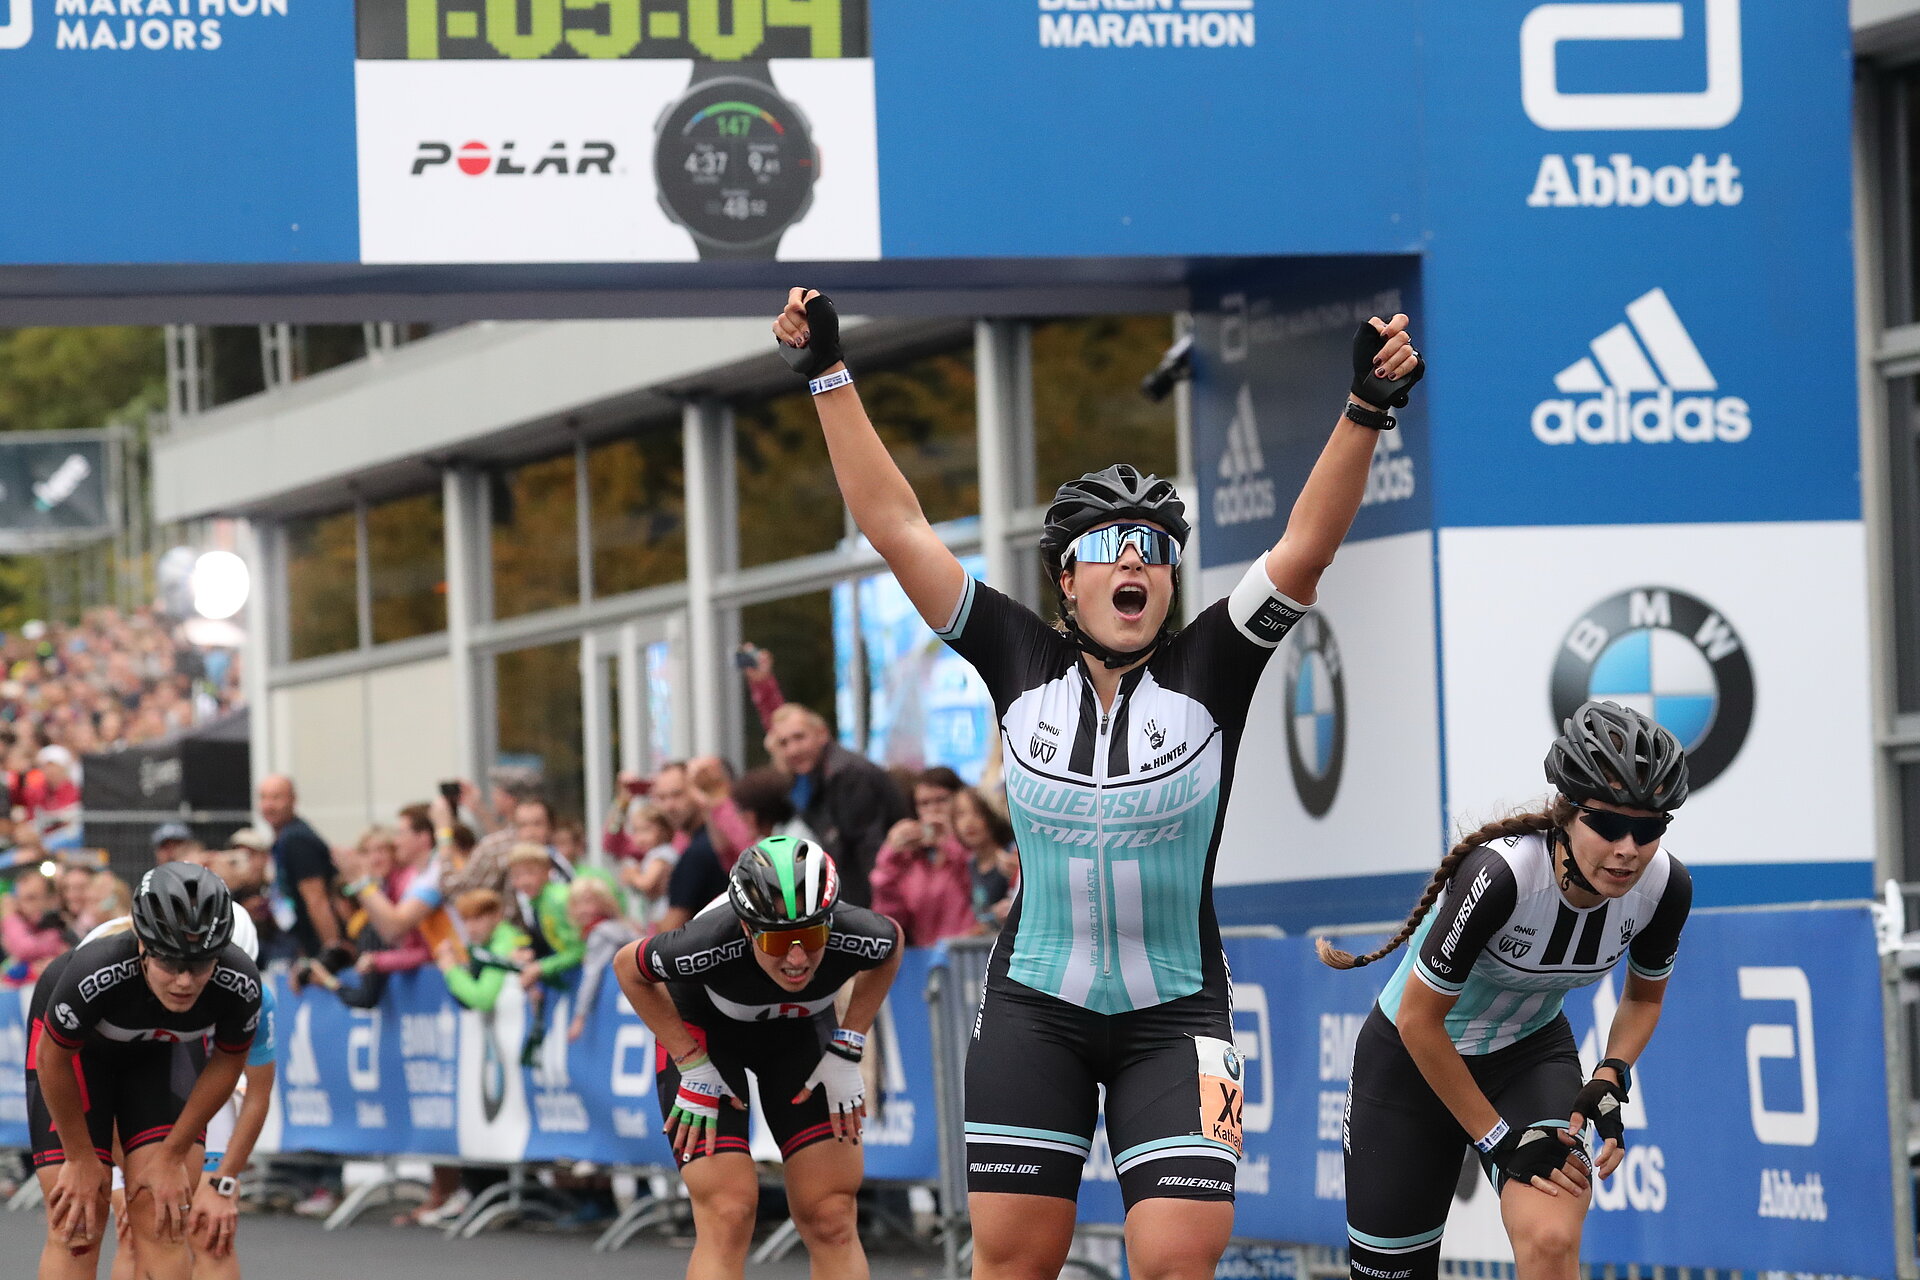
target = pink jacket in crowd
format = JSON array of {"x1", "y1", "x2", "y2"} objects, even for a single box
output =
[{"x1": 869, "y1": 838, "x2": 977, "y2": 947}]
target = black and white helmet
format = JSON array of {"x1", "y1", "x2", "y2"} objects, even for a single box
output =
[
  {"x1": 1545, "y1": 700, "x2": 1690, "y2": 813},
  {"x1": 1038, "y1": 464, "x2": 1190, "y2": 580},
  {"x1": 131, "y1": 863, "x2": 235, "y2": 962}
]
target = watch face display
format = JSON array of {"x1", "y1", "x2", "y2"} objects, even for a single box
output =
[{"x1": 654, "y1": 75, "x2": 816, "y2": 254}]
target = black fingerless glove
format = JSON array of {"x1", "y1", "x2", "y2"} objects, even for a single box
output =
[
  {"x1": 1573, "y1": 1076, "x2": 1629, "y2": 1144},
  {"x1": 1488, "y1": 1123, "x2": 1589, "y2": 1185},
  {"x1": 1350, "y1": 321, "x2": 1426, "y2": 409},
  {"x1": 777, "y1": 292, "x2": 846, "y2": 379}
]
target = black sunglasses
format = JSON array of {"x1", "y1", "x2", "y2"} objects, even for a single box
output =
[{"x1": 1575, "y1": 805, "x2": 1670, "y2": 847}]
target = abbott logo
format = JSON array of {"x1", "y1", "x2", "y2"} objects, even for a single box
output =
[
  {"x1": 1213, "y1": 384, "x2": 1275, "y2": 526},
  {"x1": 0, "y1": 0, "x2": 30, "y2": 49},
  {"x1": 1739, "y1": 965, "x2": 1818, "y2": 1146},
  {"x1": 1533, "y1": 287, "x2": 1749, "y2": 445},
  {"x1": 1521, "y1": 0, "x2": 1743, "y2": 132}
]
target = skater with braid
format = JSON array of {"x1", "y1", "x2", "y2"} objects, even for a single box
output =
[{"x1": 1324, "y1": 701, "x2": 1693, "y2": 1280}]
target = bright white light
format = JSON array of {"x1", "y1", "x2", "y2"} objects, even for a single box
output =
[
  {"x1": 38, "y1": 860, "x2": 56, "y2": 878},
  {"x1": 190, "y1": 551, "x2": 250, "y2": 621}
]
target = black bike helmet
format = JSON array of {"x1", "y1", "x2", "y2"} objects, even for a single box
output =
[
  {"x1": 1038, "y1": 464, "x2": 1191, "y2": 581},
  {"x1": 131, "y1": 862, "x2": 235, "y2": 961},
  {"x1": 728, "y1": 836, "x2": 839, "y2": 932},
  {"x1": 1545, "y1": 700, "x2": 1691, "y2": 813}
]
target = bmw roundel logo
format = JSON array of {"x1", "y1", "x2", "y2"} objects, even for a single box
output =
[
  {"x1": 1222, "y1": 1046, "x2": 1242, "y2": 1081},
  {"x1": 1284, "y1": 612, "x2": 1345, "y2": 818},
  {"x1": 1550, "y1": 587, "x2": 1754, "y2": 791}
]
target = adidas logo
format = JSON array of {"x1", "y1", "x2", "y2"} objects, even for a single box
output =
[
  {"x1": 1532, "y1": 288, "x2": 1750, "y2": 446},
  {"x1": 1536, "y1": 287, "x2": 1751, "y2": 449},
  {"x1": 1214, "y1": 383, "x2": 1276, "y2": 525}
]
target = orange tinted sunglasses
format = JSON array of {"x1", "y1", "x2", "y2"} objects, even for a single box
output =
[{"x1": 752, "y1": 923, "x2": 830, "y2": 955}]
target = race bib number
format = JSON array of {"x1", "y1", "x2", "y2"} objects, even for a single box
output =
[{"x1": 1195, "y1": 1035, "x2": 1245, "y2": 1158}]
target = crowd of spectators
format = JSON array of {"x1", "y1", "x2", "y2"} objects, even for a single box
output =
[
  {"x1": 0, "y1": 642, "x2": 1020, "y2": 1219},
  {"x1": 0, "y1": 605, "x2": 242, "y2": 857}
]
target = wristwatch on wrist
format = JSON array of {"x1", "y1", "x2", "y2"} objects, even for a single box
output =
[
  {"x1": 1597, "y1": 1057, "x2": 1633, "y2": 1097},
  {"x1": 653, "y1": 60, "x2": 820, "y2": 260},
  {"x1": 210, "y1": 1175, "x2": 239, "y2": 1198}
]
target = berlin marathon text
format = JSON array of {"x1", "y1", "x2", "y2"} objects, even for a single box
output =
[{"x1": 1040, "y1": 7, "x2": 1255, "y2": 48}]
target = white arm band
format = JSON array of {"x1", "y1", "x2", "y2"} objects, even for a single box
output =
[{"x1": 1226, "y1": 559, "x2": 1310, "y2": 648}]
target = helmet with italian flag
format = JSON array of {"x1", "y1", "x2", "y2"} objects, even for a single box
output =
[{"x1": 728, "y1": 835, "x2": 839, "y2": 932}]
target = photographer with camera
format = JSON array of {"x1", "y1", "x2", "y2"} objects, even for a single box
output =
[{"x1": 3, "y1": 869, "x2": 71, "y2": 981}]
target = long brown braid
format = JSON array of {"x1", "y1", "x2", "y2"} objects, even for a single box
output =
[{"x1": 1315, "y1": 797, "x2": 1576, "y2": 970}]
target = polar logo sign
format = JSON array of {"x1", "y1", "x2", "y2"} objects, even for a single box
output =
[
  {"x1": 1214, "y1": 384, "x2": 1275, "y2": 527},
  {"x1": 1283, "y1": 612, "x2": 1344, "y2": 817},
  {"x1": 1521, "y1": 0, "x2": 1742, "y2": 132},
  {"x1": 411, "y1": 141, "x2": 615, "y2": 178},
  {"x1": 0, "y1": 0, "x2": 28, "y2": 50},
  {"x1": 1533, "y1": 288, "x2": 1748, "y2": 446},
  {"x1": 1550, "y1": 587, "x2": 1754, "y2": 789},
  {"x1": 1037, "y1": 0, "x2": 1255, "y2": 50}
]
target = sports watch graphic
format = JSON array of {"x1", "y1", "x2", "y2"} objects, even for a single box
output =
[{"x1": 653, "y1": 60, "x2": 820, "y2": 260}]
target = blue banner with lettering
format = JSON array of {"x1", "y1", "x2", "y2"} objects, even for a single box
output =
[
  {"x1": 266, "y1": 950, "x2": 938, "y2": 1175},
  {"x1": 1072, "y1": 908, "x2": 1896, "y2": 1275}
]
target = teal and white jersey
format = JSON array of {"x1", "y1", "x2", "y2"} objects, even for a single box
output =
[
  {"x1": 1376, "y1": 833, "x2": 1692, "y2": 1055},
  {"x1": 936, "y1": 560, "x2": 1306, "y2": 1014}
]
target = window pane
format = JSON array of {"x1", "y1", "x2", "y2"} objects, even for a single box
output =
[
  {"x1": 1032, "y1": 316, "x2": 1179, "y2": 505},
  {"x1": 491, "y1": 452, "x2": 579, "y2": 620},
  {"x1": 496, "y1": 640, "x2": 584, "y2": 825},
  {"x1": 739, "y1": 590, "x2": 836, "y2": 768},
  {"x1": 1901, "y1": 76, "x2": 1920, "y2": 329},
  {"x1": 1901, "y1": 761, "x2": 1920, "y2": 883},
  {"x1": 735, "y1": 392, "x2": 844, "y2": 568},
  {"x1": 1891, "y1": 379, "x2": 1920, "y2": 712},
  {"x1": 207, "y1": 326, "x2": 266, "y2": 408},
  {"x1": 285, "y1": 509, "x2": 359, "y2": 660},
  {"x1": 367, "y1": 490, "x2": 447, "y2": 645},
  {"x1": 298, "y1": 325, "x2": 369, "y2": 379},
  {"x1": 864, "y1": 347, "x2": 979, "y2": 525},
  {"x1": 590, "y1": 425, "x2": 688, "y2": 597}
]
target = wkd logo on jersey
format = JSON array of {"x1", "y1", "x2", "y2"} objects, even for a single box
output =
[
  {"x1": 1283, "y1": 613, "x2": 1344, "y2": 817},
  {"x1": 1214, "y1": 384, "x2": 1275, "y2": 527},
  {"x1": 1533, "y1": 289, "x2": 1749, "y2": 446},
  {"x1": 1550, "y1": 587, "x2": 1754, "y2": 789}
]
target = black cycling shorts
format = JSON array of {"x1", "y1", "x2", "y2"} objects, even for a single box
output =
[
  {"x1": 26, "y1": 1020, "x2": 205, "y2": 1170},
  {"x1": 964, "y1": 978, "x2": 1242, "y2": 1211},
  {"x1": 1343, "y1": 1005, "x2": 1586, "y2": 1280},
  {"x1": 654, "y1": 1015, "x2": 838, "y2": 1168}
]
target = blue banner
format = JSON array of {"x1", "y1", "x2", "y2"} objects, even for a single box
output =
[
  {"x1": 1191, "y1": 259, "x2": 1430, "y2": 567},
  {"x1": 0, "y1": 0, "x2": 360, "y2": 264},
  {"x1": 1071, "y1": 908, "x2": 1896, "y2": 1275},
  {"x1": 270, "y1": 951, "x2": 938, "y2": 1176},
  {"x1": 0, "y1": 985, "x2": 30, "y2": 1150},
  {"x1": 1420, "y1": 0, "x2": 1857, "y2": 528}
]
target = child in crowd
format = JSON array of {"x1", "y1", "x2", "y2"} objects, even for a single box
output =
[
  {"x1": 507, "y1": 842, "x2": 584, "y2": 1064},
  {"x1": 567, "y1": 877, "x2": 641, "y2": 1041},
  {"x1": 617, "y1": 804, "x2": 679, "y2": 927},
  {"x1": 436, "y1": 888, "x2": 530, "y2": 1013}
]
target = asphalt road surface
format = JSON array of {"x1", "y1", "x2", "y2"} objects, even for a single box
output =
[{"x1": 0, "y1": 1198, "x2": 955, "y2": 1280}]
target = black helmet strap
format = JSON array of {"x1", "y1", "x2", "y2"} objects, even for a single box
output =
[
  {"x1": 1050, "y1": 576, "x2": 1169, "y2": 671},
  {"x1": 1553, "y1": 825, "x2": 1599, "y2": 896}
]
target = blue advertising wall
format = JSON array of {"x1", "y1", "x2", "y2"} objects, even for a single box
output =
[
  {"x1": 0, "y1": 0, "x2": 361, "y2": 264},
  {"x1": 0, "y1": 907, "x2": 1887, "y2": 1270}
]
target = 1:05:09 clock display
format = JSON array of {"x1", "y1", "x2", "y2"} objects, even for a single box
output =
[{"x1": 358, "y1": 0, "x2": 867, "y2": 61}]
